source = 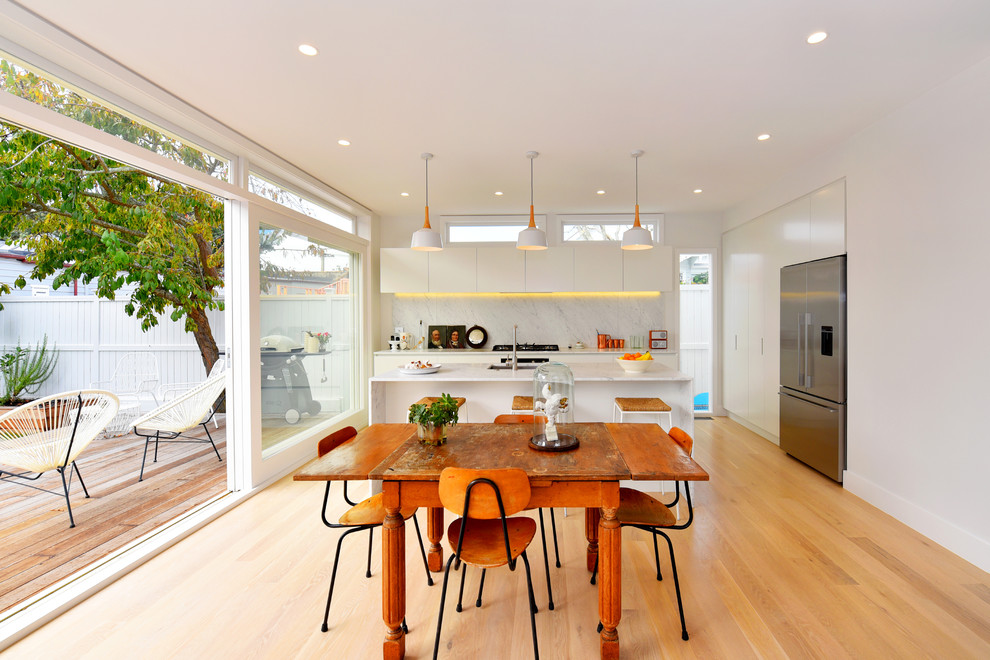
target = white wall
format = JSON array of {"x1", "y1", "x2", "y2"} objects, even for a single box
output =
[{"x1": 724, "y1": 56, "x2": 990, "y2": 572}]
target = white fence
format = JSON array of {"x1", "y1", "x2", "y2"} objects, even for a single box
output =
[
  {"x1": 0, "y1": 297, "x2": 225, "y2": 403},
  {"x1": 679, "y1": 284, "x2": 712, "y2": 409}
]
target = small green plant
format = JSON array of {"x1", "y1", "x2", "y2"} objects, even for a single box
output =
[
  {"x1": 407, "y1": 393, "x2": 460, "y2": 428},
  {"x1": 0, "y1": 335, "x2": 59, "y2": 406}
]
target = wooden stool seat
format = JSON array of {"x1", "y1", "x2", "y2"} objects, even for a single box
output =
[
  {"x1": 511, "y1": 395, "x2": 534, "y2": 411},
  {"x1": 613, "y1": 397, "x2": 672, "y2": 431},
  {"x1": 411, "y1": 396, "x2": 466, "y2": 408}
]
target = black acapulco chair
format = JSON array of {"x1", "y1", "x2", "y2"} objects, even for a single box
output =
[
  {"x1": 317, "y1": 426, "x2": 433, "y2": 634},
  {"x1": 433, "y1": 467, "x2": 541, "y2": 659},
  {"x1": 591, "y1": 426, "x2": 697, "y2": 641}
]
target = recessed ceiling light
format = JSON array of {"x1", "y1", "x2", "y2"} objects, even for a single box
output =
[
  {"x1": 337, "y1": 139, "x2": 351, "y2": 146},
  {"x1": 298, "y1": 44, "x2": 319, "y2": 56},
  {"x1": 596, "y1": 190, "x2": 606, "y2": 195},
  {"x1": 400, "y1": 192, "x2": 410, "y2": 197},
  {"x1": 807, "y1": 31, "x2": 828, "y2": 45},
  {"x1": 693, "y1": 189, "x2": 703, "y2": 194},
  {"x1": 757, "y1": 133, "x2": 772, "y2": 141},
  {"x1": 494, "y1": 191, "x2": 504, "y2": 196}
]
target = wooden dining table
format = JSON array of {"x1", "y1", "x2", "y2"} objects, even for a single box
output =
[{"x1": 294, "y1": 421, "x2": 709, "y2": 659}]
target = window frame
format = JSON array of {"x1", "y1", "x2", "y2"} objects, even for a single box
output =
[
  {"x1": 559, "y1": 213, "x2": 665, "y2": 245},
  {"x1": 443, "y1": 214, "x2": 546, "y2": 246},
  {"x1": 249, "y1": 170, "x2": 356, "y2": 234}
]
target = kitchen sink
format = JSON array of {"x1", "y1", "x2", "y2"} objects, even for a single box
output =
[{"x1": 488, "y1": 363, "x2": 540, "y2": 370}]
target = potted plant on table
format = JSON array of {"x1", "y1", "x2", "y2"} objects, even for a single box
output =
[{"x1": 408, "y1": 393, "x2": 460, "y2": 446}]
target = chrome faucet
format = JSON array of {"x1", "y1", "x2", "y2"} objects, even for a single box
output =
[{"x1": 511, "y1": 324, "x2": 518, "y2": 371}]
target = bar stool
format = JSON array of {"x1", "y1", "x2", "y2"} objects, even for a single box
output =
[
  {"x1": 613, "y1": 397, "x2": 672, "y2": 431},
  {"x1": 411, "y1": 396, "x2": 468, "y2": 422},
  {"x1": 510, "y1": 395, "x2": 534, "y2": 413}
]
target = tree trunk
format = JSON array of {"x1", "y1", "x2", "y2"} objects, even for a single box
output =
[{"x1": 187, "y1": 307, "x2": 220, "y2": 374}]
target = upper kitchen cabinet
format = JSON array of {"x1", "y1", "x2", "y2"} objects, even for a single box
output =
[
  {"x1": 525, "y1": 248, "x2": 575, "y2": 292},
  {"x1": 622, "y1": 245, "x2": 674, "y2": 291},
  {"x1": 477, "y1": 247, "x2": 525, "y2": 292},
  {"x1": 428, "y1": 248, "x2": 477, "y2": 292},
  {"x1": 809, "y1": 180, "x2": 846, "y2": 260},
  {"x1": 380, "y1": 248, "x2": 429, "y2": 292},
  {"x1": 573, "y1": 245, "x2": 622, "y2": 291}
]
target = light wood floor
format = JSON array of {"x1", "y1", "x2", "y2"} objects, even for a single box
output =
[
  {"x1": 5, "y1": 418, "x2": 990, "y2": 659},
  {"x1": 0, "y1": 420, "x2": 227, "y2": 614}
]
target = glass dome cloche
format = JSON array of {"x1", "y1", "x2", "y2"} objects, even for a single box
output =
[{"x1": 530, "y1": 362, "x2": 579, "y2": 451}]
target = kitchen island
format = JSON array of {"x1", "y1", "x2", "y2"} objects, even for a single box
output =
[{"x1": 369, "y1": 361, "x2": 693, "y2": 437}]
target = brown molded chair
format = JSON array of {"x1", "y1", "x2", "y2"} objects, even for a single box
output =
[
  {"x1": 433, "y1": 467, "x2": 540, "y2": 659},
  {"x1": 317, "y1": 426, "x2": 433, "y2": 634},
  {"x1": 591, "y1": 426, "x2": 696, "y2": 641}
]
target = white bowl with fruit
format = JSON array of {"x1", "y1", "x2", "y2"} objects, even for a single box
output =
[{"x1": 616, "y1": 352, "x2": 653, "y2": 373}]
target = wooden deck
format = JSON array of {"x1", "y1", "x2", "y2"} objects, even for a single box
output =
[{"x1": 0, "y1": 419, "x2": 227, "y2": 614}]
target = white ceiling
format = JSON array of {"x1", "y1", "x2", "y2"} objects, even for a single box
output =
[{"x1": 16, "y1": 0, "x2": 990, "y2": 219}]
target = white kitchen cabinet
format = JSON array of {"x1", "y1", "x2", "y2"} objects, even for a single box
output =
[
  {"x1": 809, "y1": 180, "x2": 846, "y2": 261},
  {"x1": 622, "y1": 245, "x2": 674, "y2": 291},
  {"x1": 572, "y1": 245, "x2": 622, "y2": 291},
  {"x1": 380, "y1": 248, "x2": 429, "y2": 292},
  {"x1": 428, "y1": 248, "x2": 477, "y2": 292},
  {"x1": 722, "y1": 229, "x2": 750, "y2": 418},
  {"x1": 477, "y1": 247, "x2": 526, "y2": 292},
  {"x1": 525, "y1": 248, "x2": 574, "y2": 292}
]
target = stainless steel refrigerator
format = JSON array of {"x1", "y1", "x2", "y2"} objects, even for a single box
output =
[{"x1": 779, "y1": 255, "x2": 846, "y2": 482}]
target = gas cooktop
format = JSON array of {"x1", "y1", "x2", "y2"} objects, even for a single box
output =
[{"x1": 491, "y1": 343, "x2": 560, "y2": 351}]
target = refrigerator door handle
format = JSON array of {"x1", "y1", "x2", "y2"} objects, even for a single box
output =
[
  {"x1": 780, "y1": 389, "x2": 837, "y2": 412},
  {"x1": 804, "y1": 312, "x2": 812, "y2": 388},
  {"x1": 797, "y1": 315, "x2": 804, "y2": 386}
]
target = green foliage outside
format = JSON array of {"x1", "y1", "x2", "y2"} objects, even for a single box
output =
[
  {"x1": 0, "y1": 59, "x2": 226, "y2": 371},
  {"x1": 0, "y1": 335, "x2": 58, "y2": 406},
  {"x1": 693, "y1": 272, "x2": 709, "y2": 284}
]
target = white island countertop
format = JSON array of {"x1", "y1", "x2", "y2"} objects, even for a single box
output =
[{"x1": 373, "y1": 361, "x2": 690, "y2": 382}]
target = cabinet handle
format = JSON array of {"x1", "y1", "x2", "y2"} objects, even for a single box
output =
[
  {"x1": 734, "y1": 334, "x2": 738, "y2": 350},
  {"x1": 761, "y1": 337, "x2": 764, "y2": 355}
]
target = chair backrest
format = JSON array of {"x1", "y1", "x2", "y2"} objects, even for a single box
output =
[
  {"x1": 668, "y1": 427, "x2": 694, "y2": 455},
  {"x1": 0, "y1": 390, "x2": 119, "y2": 471},
  {"x1": 133, "y1": 371, "x2": 225, "y2": 433},
  {"x1": 112, "y1": 352, "x2": 160, "y2": 395},
  {"x1": 493, "y1": 414, "x2": 546, "y2": 424},
  {"x1": 318, "y1": 426, "x2": 357, "y2": 457},
  {"x1": 439, "y1": 467, "x2": 531, "y2": 519}
]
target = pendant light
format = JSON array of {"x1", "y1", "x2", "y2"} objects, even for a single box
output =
[
  {"x1": 516, "y1": 151, "x2": 548, "y2": 250},
  {"x1": 621, "y1": 149, "x2": 654, "y2": 250},
  {"x1": 411, "y1": 152, "x2": 443, "y2": 251}
]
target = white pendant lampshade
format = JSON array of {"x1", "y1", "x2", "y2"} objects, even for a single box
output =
[
  {"x1": 517, "y1": 151, "x2": 548, "y2": 250},
  {"x1": 621, "y1": 149, "x2": 654, "y2": 250},
  {"x1": 411, "y1": 153, "x2": 443, "y2": 251}
]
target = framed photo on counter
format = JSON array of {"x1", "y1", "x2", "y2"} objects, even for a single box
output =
[
  {"x1": 428, "y1": 325, "x2": 446, "y2": 349},
  {"x1": 446, "y1": 325, "x2": 466, "y2": 349}
]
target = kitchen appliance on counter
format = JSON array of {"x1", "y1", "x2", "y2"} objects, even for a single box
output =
[
  {"x1": 779, "y1": 255, "x2": 846, "y2": 482},
  {"x1": 491, "y1": 343, "x2": 560, "y2": 351}
]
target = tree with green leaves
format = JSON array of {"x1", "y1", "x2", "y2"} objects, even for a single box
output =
[{"x1": 0, "y1": 58, "x2": 226, "y2": 372}]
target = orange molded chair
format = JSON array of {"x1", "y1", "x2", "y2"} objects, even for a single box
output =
[
  {"x1": 317, "y1": 426, "x2": 433, "y2": 634},
  {"x1": 433, "y1": 467, "x2": 540, "y2": 659},
  {"x1": 591, "y1": 426, "x2": 696, "y2": 641}
]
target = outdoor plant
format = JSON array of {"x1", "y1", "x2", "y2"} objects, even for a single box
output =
[
  {"x1": 0, "y1": 335, "x2": 59, "y2": 406},
  {"x1": 408, "y1": 393, "x2": 460, "y2": 446}
]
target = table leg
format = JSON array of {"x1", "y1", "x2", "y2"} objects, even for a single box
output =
[
  {"x1": 382, "y1": 482, "x2": 405, "y2": 659},
  {"x1": 427, "y1": 506, "x2": 445, "y2": 572},
  {"x1": 584, "y1": 507, "x2": 600, "y2": 572},
  {"x1": 599, "y1": 498, "x2": 620, "y2": 658}
]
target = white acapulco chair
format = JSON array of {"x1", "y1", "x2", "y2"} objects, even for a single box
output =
[
  {"x1": 0, "y1": 390, "x2": 120, "y2": 527},
  {"x1": 133, "y1": 369, "x2": 226, "y2": 481},
  {"x1": 91, "y1": 352, "x2": 161, "y2": 437}
]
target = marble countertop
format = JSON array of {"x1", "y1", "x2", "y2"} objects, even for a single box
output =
[
  {"x1": 375, "y1": 348, "x2": 675, "y2": 356},
  {"x1": 372, "y1": 361, "x2": 690, "y2": 382}
]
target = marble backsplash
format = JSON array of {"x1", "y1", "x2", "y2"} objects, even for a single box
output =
[{"x1": 390, "y1": 294, "x2": 666, "y2": 349}]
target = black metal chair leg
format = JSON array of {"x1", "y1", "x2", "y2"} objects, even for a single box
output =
[
  {"x1": 590, "y1": 554, "x2": 598, "y2": 585},
  {"x1": 412, "y1": 514, "x2": 434, "y2": 586},
  {"x1": 153, "y1": 431, "x2": 160, "y2": 462},
  {"x1": 202, "y1": 423, "x2": 222, "y2": 462},
  {"x1": 432, "y1": 554, "x2": 458, "y2": 660},
  {"x1": 475, "y1": 568, "x2": 486, "y2": 607},
  {"x1": 537, "y1": 509, "x2": 554, "y2": 610},
  {"x1": 402, "y1": 617, "x2": 408, "y2": 634},
  {"x1": 321, "y1": 526, "x2": 366, "y2": 632},
  {"x1": 520, "y1": 551, "x2": 540, "y2": 659},
  {"x1": 72, "y1": 462, "x2": 90, "y2": 498},
  {"x1": 456, "y1": 563, "x2": 468, "y2": 612},
  {"x1": 366, "y1": 527, "x2": 374, "y2": 578},
  {"x1": 138, "y1": 435, "x2": 152, "y2": 481},
  {"x1": 653, "y1": 531, "x2": 663, "y2": 580},
  {"x1": 549, "y1": 508, "x2": 560, "y2": 568},
  {"x1": 58, "y1": 466, "x2": 76, "y2": 528},
  {"x1": 658, "y1": 530, "x2": 689, "y2": 641}
]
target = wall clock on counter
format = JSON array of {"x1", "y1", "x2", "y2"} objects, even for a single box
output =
[{"x1": 466, "y1": 325, "x2": 488, "y2": 349}]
